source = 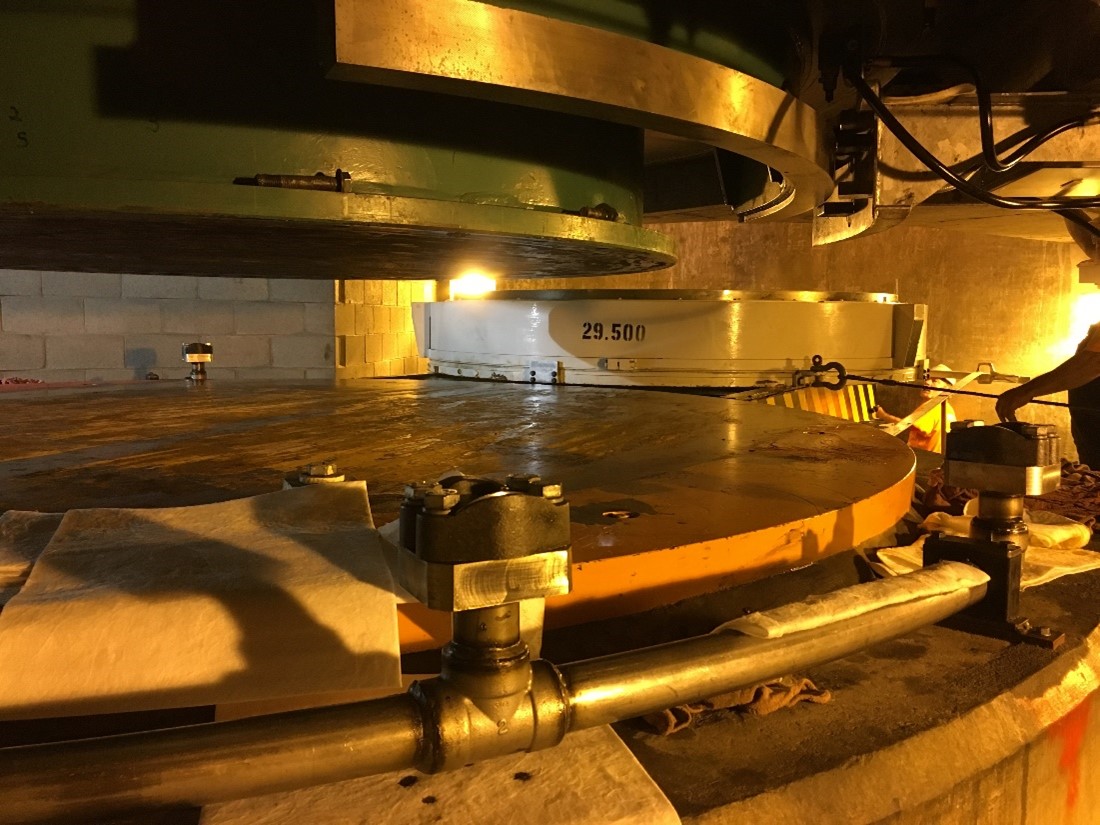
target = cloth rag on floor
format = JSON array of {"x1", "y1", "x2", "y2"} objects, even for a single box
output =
[
  {"x1": 0, "y1": 482, "x2": 401, "y2": 719},
  {"x1": 872, "y1": 504, "x2": 1100, "y2": 587},
  {"x1": 642, "y1": 676, "x2": 831, "y2": 735},
  {"x1": 874, "y1": 535, "x2": 1100, "y2": 588}
]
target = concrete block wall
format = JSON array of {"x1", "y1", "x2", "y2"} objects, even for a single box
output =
[
  {"x1": 0, "y1": 271, "x2": 338, "y2": 381},
  {"x1": 334, "y1": 279, "x2": 435, "y2": 380}
]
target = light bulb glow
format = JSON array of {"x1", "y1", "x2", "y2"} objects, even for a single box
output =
[{"x1": 449, "y1": 270, "x2": 497, "y2": 300}]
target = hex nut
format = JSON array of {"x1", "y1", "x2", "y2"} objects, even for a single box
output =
[
  {"x1": 405, "y1": 481, "x2": 442, "y2": 501},
  {"x1": 303, "y1": 461, "x2": 339, "y2": 478},
  {"x1": 423, "y1": 488, "x2": 461, "y2": 511},
  {"x1": 535, "y1": 482, "x2": 563, "y2": 499}
]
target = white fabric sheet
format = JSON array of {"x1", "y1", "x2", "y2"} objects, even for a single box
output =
[
  {"x1": 0, "y1": 483, "x2": 400, "y2": 719},
  {"x1": 201, "y1": 726, "x2": 679, "y2": 825}
]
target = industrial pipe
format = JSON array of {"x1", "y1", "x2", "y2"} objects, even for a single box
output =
[
  {"x1": 562, "y1": 577, "x2": 983, "y2": 729},
  {"x1": 0, "y1": 695, "x2": 424, "y2": 824},
  {"x1": 0, "y1": 567, "x2": 987, "y2": 823}
]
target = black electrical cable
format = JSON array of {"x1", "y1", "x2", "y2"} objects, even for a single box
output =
[
  {"x1": 844, "y1": 67, "x2": 1100, "y2": 240},
  {"x1": 870, "y1": 55, "x2": 1098, "y2": 174},
  {"x1": 845, "y1": 374, "x2": 1100, "y2": 414}
]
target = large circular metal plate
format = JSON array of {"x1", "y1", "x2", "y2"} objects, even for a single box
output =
[
  {"x1": 0, "y1": 203, "x2": 675, "y2": 280},
  {"x1": 0, "y1": 379, "x2": 914, "y2": 649}
]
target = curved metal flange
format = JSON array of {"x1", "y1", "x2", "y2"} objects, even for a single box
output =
[
  {"x1": 326, "y1": 0, "x2": 835, "y2": 221},
  {"x1": 0, "y1": 191, "x2": 676, "y2": 279}
]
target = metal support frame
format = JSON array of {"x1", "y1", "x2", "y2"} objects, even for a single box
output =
[{"x1": 924, "y1": 423, "x2": 1066, "y2": 648}]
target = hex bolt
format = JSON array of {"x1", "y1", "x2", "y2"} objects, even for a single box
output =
[
  {"x1": 404, "y1": 481, "x2": 442, "y2": 502},
  {"x1": 423, "y1": 488, "x2": 461, "y2": 512}
]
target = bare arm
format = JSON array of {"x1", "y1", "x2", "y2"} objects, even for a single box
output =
[{"x1": 996, "y1": 350, "x2": 1100, "y2": 421}]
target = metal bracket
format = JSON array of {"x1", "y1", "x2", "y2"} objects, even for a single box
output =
[
  {"x1": 798, "y1": 354, "x2": 847, "y2": 390},
  {"x1": 924, "y1": 533, "x2": 1064, "y2": 649},
  {"x1": 527, "y1": 359, "x2": 563, "y2": 384}
]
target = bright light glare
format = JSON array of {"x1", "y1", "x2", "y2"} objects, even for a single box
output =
[
  {"x1": 1051, "y1": 287, "x2": 1100, "y2": 360},
  {"x1": 449, "y1": 270, "x2": 497, "y2": 300}
]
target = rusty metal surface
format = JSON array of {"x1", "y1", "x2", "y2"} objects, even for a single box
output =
[
  {"x1": 0, "y1": 379, "x2": 906, "y2": 527},
  {"x1": 0, "y1": 379, "x2": 914, "y2": 644}
]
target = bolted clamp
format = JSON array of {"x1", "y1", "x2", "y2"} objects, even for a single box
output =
[
  {"x1": 395, "y1": 472, "x2": 571, "y2": 612},
  {"x1": 924, "y1": 421, "x2": 1064, "y2": 649}
]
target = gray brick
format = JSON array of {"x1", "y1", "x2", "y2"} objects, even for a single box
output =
[
  {"x1": 196, "y1": 277, "x2": 269, "y2": 301},
  {"x1": 123, "y1": 335, "x2": 192, "y2": 372},
  {"x1": 0, "y1": 271, "x2": 42, "y2": 296},
  {"x1": 305, "y1": 368, "x2": 335, "y2": 380},
  {"x1": 162, "y1": 301, "x2": 235, "y2": 335},
  {"x1": 213, "y1": 335, "x2": 271, "y2": 368},
  {"x1": 390, "y1": 305, "x2": 409, "y2": 332},
  {"x1": 85, "y1": 298, "x2": 161, "y2": 334},
  {"x1": 382, "y1": 333, "x2": 398, "y2": 360},
  {"x1": 345, "y1": 335, "x2": 365, "y2": 365},
  {"x1": 268, "y1": 279, "x2": 334, "y2": 303},
  {"x1": 234, "y1": 303, "x2": 304, "y2": 335},
  {"x1": 353, "y1": 305, "x2": 371, "y2": 335},
  {"x1": 1, "y1": 297, "x2": 84, "y2": 334},
  {"x1": 271, "y1": 336, "x2": 334, "y2": 368},
  {"x1": 305, "y1": 303, "x2": 334, "y2": 334},
  {"x1": 122, "y1": 274, "x2": 198, "y2": 300},
  {"x1": 42, "y1": 272, "x2": 120, "y2": 298},
  {"x1": 364, "y1": 280, "x2": 383, "y2": 305},
  {"x1": 382, "y1": 281, "x2": 398, "y2": 306},
  {"x1": 47, "y1": 335, "x2": 124, "y2": 370},
  {"x1": 365, "y1": 333, "x2": 383, "y2": 363},
  {"x1": 370, "y1": 305, "x2": 390, "y2": 333},
  {"x1": 333, "y1": 303, "x2": 355, "y2": 335},
  {"x1": 343, "y1": 280, "x2": 365, "y2": 304},
  {"x1": 0, "y1": 335, "x2": 45, "y2": 370}
]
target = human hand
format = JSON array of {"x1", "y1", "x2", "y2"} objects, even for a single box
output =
[
  {"x1": 995, "y1": 386, "x2": 1032, "y2": 422},
  {"x1": 874, "y1": 405, "x2": 899, "y2": 423}
]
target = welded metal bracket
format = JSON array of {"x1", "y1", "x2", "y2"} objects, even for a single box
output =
[{"x1": 924, "y1": 533, "x2": 1064, "y2": 649}]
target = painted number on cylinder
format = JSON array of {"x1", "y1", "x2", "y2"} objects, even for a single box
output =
[{"x1": 581, "y1": 322, "x2": 646, "y2": 343}]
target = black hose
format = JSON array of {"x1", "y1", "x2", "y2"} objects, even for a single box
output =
[
  {"x1": 844, "y1": 68, "x2": 1100, "y2": 240},
  {"x1": 870, "y1": 56, "x2": 1098, "y2": 174}
]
